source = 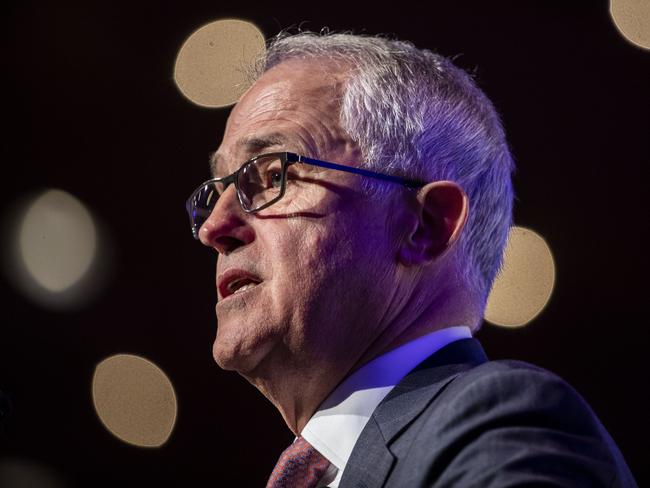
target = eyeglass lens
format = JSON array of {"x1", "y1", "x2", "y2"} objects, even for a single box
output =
[
  {"x1": 189, "y1": 181, "x2": 227, "y2": 235},
  {"x1": 189, "y1": 154, "x2": 285, "y2": 236},
  {"x1": 238, "y1": 155, "x2": 285, "y2": 210}
]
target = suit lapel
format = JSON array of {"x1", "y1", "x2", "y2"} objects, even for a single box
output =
[
  {"x1": 333, "y1": 415, "x2": 395, "y2": 488},
  {"x1": 339, "y1": 338, "x2": 488, "y2": 488}
]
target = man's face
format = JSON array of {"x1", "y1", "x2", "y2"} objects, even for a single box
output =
[{"x1": 200, "y1": 59, "x2": 403, "y2": 380}]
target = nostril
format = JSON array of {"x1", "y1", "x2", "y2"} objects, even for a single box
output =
[{"x1": 214, "y1": 235, "x2": 246, "y2": 256}]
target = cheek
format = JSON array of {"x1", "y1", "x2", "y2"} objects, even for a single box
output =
[
  {"x1": 261, "y1": 218, "x2": 345, "y2": 304},
  {"x1": 293, "y1": 218, "x2": 352, "y2": 275},
  {"x1": 290, "y1": 185, "x2": 318, "y2": 209},
  {"x1": 276, "y1": 180, "x2": 330, "y2": 215},
  {"x1": 258, "y1": 196, "x2": 397, "y2": 310}
]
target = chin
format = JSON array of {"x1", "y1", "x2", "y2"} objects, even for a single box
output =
[{"x1": 212, "y1": 333, "x2": 274, "y2": 374}]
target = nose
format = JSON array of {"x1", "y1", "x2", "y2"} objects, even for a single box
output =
[{"x1": 198, "y1": 185, "x2": 255, "y2": 255}]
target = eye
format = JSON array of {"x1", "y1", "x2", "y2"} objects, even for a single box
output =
[{"x1": 265, "y1": 167, "x2": 283, "y2": 189}]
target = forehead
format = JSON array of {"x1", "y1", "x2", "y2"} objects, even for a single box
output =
[
  {"x1": 211, "y1": 59, "x2": 350, "y2": 175},
  {"x1": 233, "y1": 58, "x2": 347, "y2": 123}
]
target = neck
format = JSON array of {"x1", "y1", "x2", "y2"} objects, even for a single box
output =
[
  {"x1": 242, "y1": 278, "x2": 479, "y2": 435},
  {"x1": 242, "y1": 350, "x2": 352, "y2": 435},
  {"x1": 351, "y1": 282, "x2": 479, "y2": 374}
]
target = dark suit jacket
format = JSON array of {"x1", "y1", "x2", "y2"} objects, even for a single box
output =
[{"x1": 339, "y1": 338, "x2": 636, "y2": 487}]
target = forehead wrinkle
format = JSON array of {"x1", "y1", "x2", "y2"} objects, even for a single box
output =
[
  {"x1": 240, "y1": 134, "x2": 286, "y2": 153},
  {"x1": 209, "y1": 117, "x2": 348, "y2": 179},
  {"x1": 243, "y1": 84, "x2": 345, "y2": 154},
  {"x1": 274, "y1": 83, "x2": 349, "y2": 159},
  {"x1": 212, "y1": 62, "x2": 353, "y2": 177},
  {"x1": 255, "y1": 101, "x2": 345, "y2": 161},
  {"x1": 209, "y1": 131, "x2": 303, "y2": 179}
]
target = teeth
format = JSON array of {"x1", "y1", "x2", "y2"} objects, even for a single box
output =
[
  {"x1": 233, "y1": 283, "x2": 257, "y2": 294},
  {"x1": 228, "y1": 278, "x2": 249, "y2": 293}
]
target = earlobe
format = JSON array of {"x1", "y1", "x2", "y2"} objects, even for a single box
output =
[{"x1": 398, "y1": 181, "x2": 469, "y2": 266}]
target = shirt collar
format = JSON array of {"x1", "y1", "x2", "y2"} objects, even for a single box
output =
[{"x1": 300, "y1": 325, "x2": 472, "y2": 487}]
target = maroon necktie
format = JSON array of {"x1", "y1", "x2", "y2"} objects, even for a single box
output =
[{"x1": 266, "y1": 436, "x2": 331, "y2": 488}]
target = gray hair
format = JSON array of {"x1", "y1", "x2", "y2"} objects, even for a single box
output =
[{"x1": 253, "y1": 31, "x2": 515, "y2": 308}]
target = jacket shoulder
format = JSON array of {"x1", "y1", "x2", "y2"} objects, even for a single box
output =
[{"x1": 389, "y1": 359, "x2": 637, "y2": 487}]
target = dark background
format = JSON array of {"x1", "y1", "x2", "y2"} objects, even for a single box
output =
[{"x1": 1, "y1": 1, "x2": 648, "y2": 486}]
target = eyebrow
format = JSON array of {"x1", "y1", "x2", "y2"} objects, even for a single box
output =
[{"x1": 208, "y1": 133, "x2": 289, "y2": 177}]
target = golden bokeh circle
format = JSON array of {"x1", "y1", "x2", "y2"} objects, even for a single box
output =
[
  {"x1": 92, "y1": 354, "x2": 177, "y2": 448},
  {"x1": 19, "y1": 189, "x2": 97, "y2": 293},
  {"x1": 174, "y1": 19, "x2": 266, "y2": 108},
  {"x1": 485, "y1": 226, "x2": 556, "y2": 328},
  {"x1": 610, "y1": 0, "x2": 650, "y2": 50}
]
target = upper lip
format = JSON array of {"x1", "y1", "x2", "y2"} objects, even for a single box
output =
[{"x1": 217, "y1": 268, "x2": 263, "y2": 299}]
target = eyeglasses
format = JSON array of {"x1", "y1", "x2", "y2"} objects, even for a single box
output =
[{"x1": 185, "y1": 151, "x2": 426, "y2": 239}]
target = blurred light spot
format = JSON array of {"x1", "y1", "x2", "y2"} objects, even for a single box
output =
[
  {"x1": 20, "y1": 189, "x2": 96, "y2": 291},
  {"x1": 174, "y1": 18, "x2": 266, "y2": 108},
  {"x1": 485, "y1": 226, "x2": 556, "y2": 328},
  {"x1": 0, "y1": 459, "x2": 67, "y2": 488},
  {"x1": 92, "y1": 354, "x2": 177, "y2": 448},
  {"x1": 1, "y1": 189, "x2": 112, "y2": 309},
  {"x1": 611, "y1": 0, "x2": 650, "y2": 50}
]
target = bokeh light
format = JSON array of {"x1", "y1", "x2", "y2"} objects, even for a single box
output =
[
  {"x1": 174, "y1": 18, "x2": 266, "y2": 108},
  {"x1": 0, "y1": 459, "x2": 67, "y2": 488},
  {"x1": 19, "y1": 189, "x2": 96, "y2": 292},
  {"x1": 1, "y1": 189, "x2": 112, "y2": 309},
  {"x1": 610, "y1": 0, "x2": 650, "y2": 50},
  {"x1": 92, "y1": 354, "x2": 177, "y2": 448},
  {"x1": 485, "y1": 226, "x2": 556, "y2": 328}
]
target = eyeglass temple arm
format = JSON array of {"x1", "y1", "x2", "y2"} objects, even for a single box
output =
[{"x1": 292, "y1": 153, "x2": 425, "y2": 189}]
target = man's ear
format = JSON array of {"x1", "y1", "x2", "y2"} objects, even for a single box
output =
[{"x1": 398, "y1": 181, "x2": 469, "y2": 266}]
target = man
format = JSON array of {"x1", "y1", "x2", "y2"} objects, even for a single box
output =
[{"x1": 185, "y1": 32, "x2": 636, "y2": 487}]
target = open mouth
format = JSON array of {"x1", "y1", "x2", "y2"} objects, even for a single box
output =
[
  {"x1": 227, "y1": 278, "x2": 260, "y2": 296},
  {"x1": 218, "y1": 269, "x2": 263, "y2": 300}
]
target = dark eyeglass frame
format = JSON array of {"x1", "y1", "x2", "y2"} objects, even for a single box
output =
[{"x1": 185, "y1": 151, "x2": 426, "y2": 239}]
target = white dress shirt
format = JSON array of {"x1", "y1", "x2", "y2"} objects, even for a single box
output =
[{"x1": 300, "y1": 326, "x2": 472, "y2": 487}]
